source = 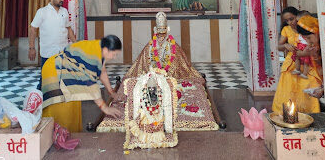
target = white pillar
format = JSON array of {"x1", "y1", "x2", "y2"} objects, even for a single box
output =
[{"x1": 317, "y1": 0, "x2": 325, "y2": 85}]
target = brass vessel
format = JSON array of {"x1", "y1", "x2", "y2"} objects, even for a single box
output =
[{"x1": 269, "y1": 112, "x2": 314, "y2": 129}]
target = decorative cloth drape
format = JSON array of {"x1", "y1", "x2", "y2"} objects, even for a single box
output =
[
  {"x1": 238, "y1": 0, "x2": 250, "y2": 74},
  {"x1": 239, "y1": 0, "x2": 273, "y2": 80},
  {"x1": 238, "y1": 0, "x2": 279, "y2": 91},
  {"x1": 63, "y1": 0, "x2": 88, "y2": 41},
  {"x1": 251, "y1": 0, "x2": 273, "y2": 84},
  {"x1": 2, "y1": 0, "x2": 28, "y2": 38},
  {"x1": 78, "y1": 0, "x2": 88, "y2": 40},
  {"x1": 260, "y1": 0, "x2": 273, "y2": 77}
]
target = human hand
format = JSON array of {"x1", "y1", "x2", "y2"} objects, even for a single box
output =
[
  {"x1": 28, "y1": 48, "x2": 36, "y2": 61},
  {"x1": 311, "y1": 87, "x2": 324, "y2": 98},
  {"x1": 110, "y1": 92, "x2": 118, "y2": 101},
  {"x1": 298, "y1": 46, "x2": 314, "y2": 57},
  {"x1": 310, "y1": 46, "x2": 320, "y2": 57},
  {"x1": 305, "y1": 45, "x2": 319, "y2": 56},
  {"x1": 296, "y1": 50, "x2": 304, "y2": 57},
  {"x1": 284, "y1": 43, "x2": 296, "y2": 52},
  {"x1": 101, "y1": 106, "x2": 122, "y2": 118}
]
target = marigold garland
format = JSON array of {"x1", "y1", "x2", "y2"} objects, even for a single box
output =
[{"x1": 151, "y1": 34, "x2": 176, "y2": 72}]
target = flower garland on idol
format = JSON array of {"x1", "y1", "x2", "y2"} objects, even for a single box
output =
[
  {"x1": 151, "y1": 34, "x2": 176, "y2": 72},
  {"x1": 129, "y1": 68, "x2": 175, "y2": 133},
  {"x1": 141, "y1": 79, "x2": 163, "y2": 117}
]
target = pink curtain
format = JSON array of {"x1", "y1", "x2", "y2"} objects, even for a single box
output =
[{"x1": 252, "y1": 0, "x2": 267, "y2": 86}]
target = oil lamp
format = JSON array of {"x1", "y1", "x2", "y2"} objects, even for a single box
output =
[{"x1": 283, "y1": 100, "x2": 298, "y2": 124}]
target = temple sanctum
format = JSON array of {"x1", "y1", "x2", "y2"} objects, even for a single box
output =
[{"x1": 0, "y1": 0, "x2": 325, "y2": 160}]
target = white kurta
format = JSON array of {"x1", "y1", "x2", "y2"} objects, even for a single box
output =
[{"x1": 31, "y1": 3, "x2": 70, "y2": 58}]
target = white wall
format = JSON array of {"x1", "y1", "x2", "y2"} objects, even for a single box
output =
[
  {"x1": 104, "y1": 21, "x2": 124, "y2": 63},
  {"x1": 14, "y1": 0, "x2": 246, "y2": 65},
  {"x1": 12, "y1": 0, "x2": 319, "y2": 65},
  {"x1": 87, "y1": 21, "x2": 95, "y2": 40},
  {"x1": 218, "y1": 0, "x2": 240, "y2": 14},
  {"x1": 18, "y1": 38, "x2": 39, "y2": 65},
  {"x1": 168, "y1": 20, "x2": 182, "y2": 46},
  {"x1": 131, "y1": 20, "x2": 151, "y2": 61},
  {"x1": 288, "y1": 0, "x2": 317, "y2": 13},
  {"x1": 0, "y1": 38, "x2": 39, "y2": 66},
  {"x1": 219, "y1": 19, "x2": 238, "y2": 62},
  {"x1": 86, "y1": 19, "x2": 239, "y2": 63},
  {"x1": 86, "y1": 0, "x2": 112, "y2": 17},
  {"x1": 12, "y1": 19, "x2": 239, "y2": 65},
  {"x1": 190, "y1": 20, "x2": 211, "y2": 62}
]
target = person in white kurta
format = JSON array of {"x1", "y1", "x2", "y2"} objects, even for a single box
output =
[{"x1": 28, "y1": 0, "x2": 76, "y2": 90}]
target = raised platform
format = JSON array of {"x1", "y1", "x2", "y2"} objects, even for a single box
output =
[
  {"x1": 248, "y1": 89, "x2": 276, "y2": 97},
  {"x1": 43, "y1": 131, "x2": 271, "y2": 160}
]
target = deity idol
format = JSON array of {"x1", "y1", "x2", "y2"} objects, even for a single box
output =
[
  {"x1": 124, "y1": 12, "x2": 204, "y2": 82},
  {"x1": 123, "y1": 68, "x2": 178, "y2": 149},
  {"x1": 97, "y1": 12, "x2": 218, "y2": 133}
]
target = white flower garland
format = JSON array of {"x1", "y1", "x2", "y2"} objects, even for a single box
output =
[
  {"x1": 180, "y1": 108, "x2": 205, "y2": 117},
  {"x1": 132, "y1": 68, "x2": 173, "y2": 133}
]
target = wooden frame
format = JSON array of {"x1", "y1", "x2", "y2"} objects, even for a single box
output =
[
  {"x1": 317, "y1": 0, "x2": 325, "y2": 93},
  {"x1": 111, "y1": 0, "x2": 219, "y2": 15},
  {"x1": 281, "y1": 0, "x2": 287, "y2": 11}
]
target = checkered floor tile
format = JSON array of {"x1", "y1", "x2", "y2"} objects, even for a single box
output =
[
  {"x1": 0, "y1": 63, "x2": 248, "y2": 107},
  {"x1": 193, "y1": 63, "x2": 248, "y2": 89},
  {"x1": 0, "y1": 66, "x2": 41, "y2": 107}
]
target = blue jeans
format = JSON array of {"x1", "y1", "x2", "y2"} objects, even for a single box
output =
[{"x1": 37, "y1": 57, "x2": 49, "y2": 90}]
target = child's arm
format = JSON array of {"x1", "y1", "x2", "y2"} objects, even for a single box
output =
[
  {"x1": 296, "y1": 50, "x2": 309, "y2": 57},
  {"x1": 278, "y1": 36, "x2": 296, "y2": 52},
  {"x1": 297, "y1": 45, "x2": 316, "y2": 57}
]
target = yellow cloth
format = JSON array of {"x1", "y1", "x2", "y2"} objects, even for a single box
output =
[
  {"x1": 272, "y1": 26, "x2": 322, "y2": 114},
  {"x1": 298, "y1": 15, "x2": 319, "y2": 34},
  {"x1": 41, "y1": 40, "x2": 103, "y2": 132},
  {"x1": 0, "y1": 115, "x2": 11, "y2": 129},
  {"x1": 281, "y1": 26, "x2": 299, "y2": 47},
  {"x1": 42, "y1": 101, "x2": 82, "y2": 133},
  {"x1": 42, "y1": 40, "x2": 102, "y2": 108}
]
